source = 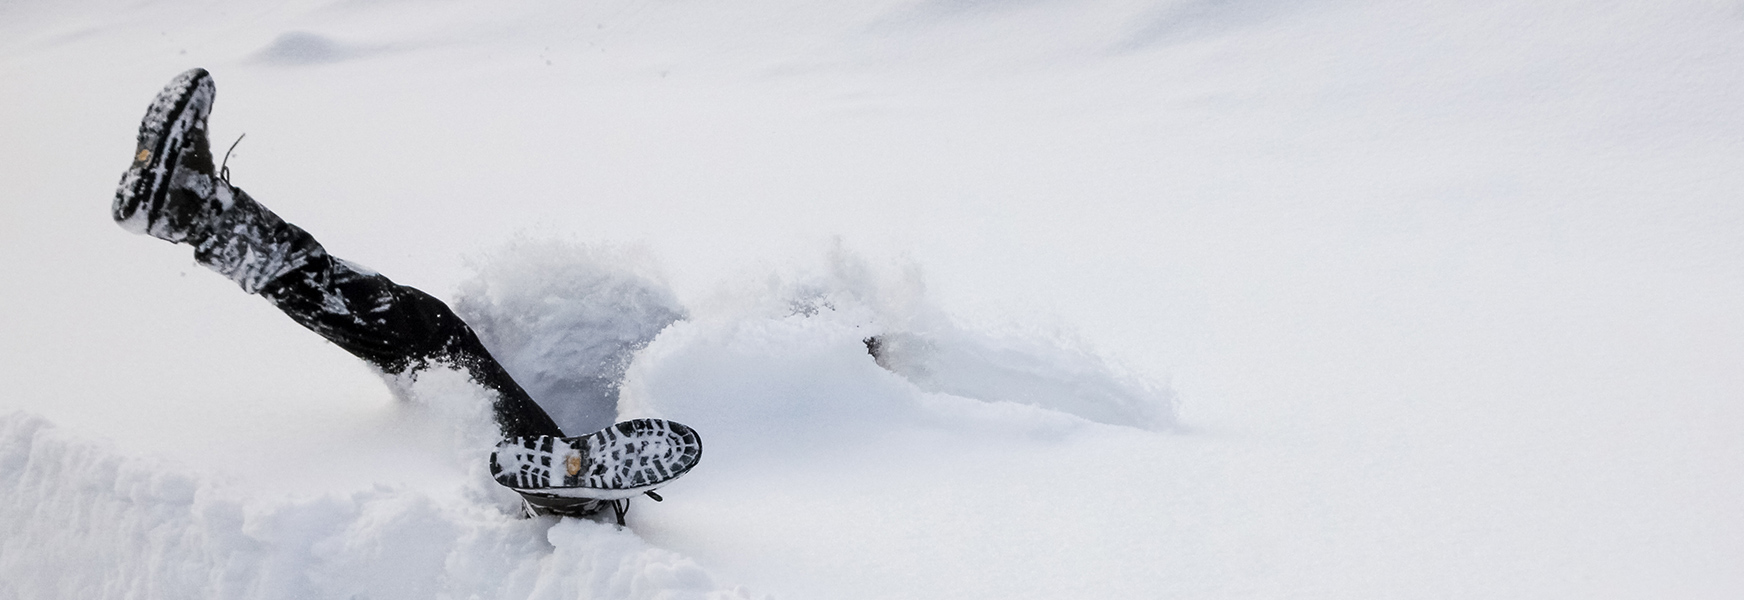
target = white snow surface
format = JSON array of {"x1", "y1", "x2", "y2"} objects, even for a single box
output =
[{"x1": 4, "y1": 0, "x2": 1744, "y2": 598}]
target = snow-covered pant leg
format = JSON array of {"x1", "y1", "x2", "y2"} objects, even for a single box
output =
[
  {"x1": 114, "y1": 68, "x2": 562, "y2": 440},
  {"x1": 194, "y1": 185, "x2": 565, "y2": 440}
]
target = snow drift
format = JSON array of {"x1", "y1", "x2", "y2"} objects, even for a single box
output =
[
  {"x1": 0, "y1": 241, "x2": 1173, "y2": 599},
  {"x1": 454, "y1": 238, "x2": 688, "y2": 436},
  {"x1": 5, "y1": 0, "x2": 1744, "y2": 597},
  {"x1": 0, "y1": 411, "x2": 755, "y2": 600}
]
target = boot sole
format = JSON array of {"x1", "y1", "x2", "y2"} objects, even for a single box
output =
[
  {"x1": 491, "y1": 419, "x2": 703, "y2": 501},
  {"x1": 114, "y1": 68, "x2": 213, "y2": 238}
]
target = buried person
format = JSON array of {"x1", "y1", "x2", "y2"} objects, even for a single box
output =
[{"x1": 113, "y1": 68, "x2": 700, "y2": 523}]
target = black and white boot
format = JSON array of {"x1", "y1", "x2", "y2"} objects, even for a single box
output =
[
  {"x1": 115, "y1": 68, "x2": 223, "y2": 243},
  {"x1": 114, "y1": 68, "x2": 324, "y2": 294},
  {"x1": 491, "y1": 419, "x2": 703, "y2": 523}
]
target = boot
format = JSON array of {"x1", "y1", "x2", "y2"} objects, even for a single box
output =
[
  {"x1": 114, "y1": 68, "x2": 225, "y2": 244},
  {"x1": 115, "y1": 68, "x2": 320, "y2": 294}
]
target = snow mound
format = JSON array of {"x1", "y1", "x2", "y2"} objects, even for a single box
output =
[
  {"x1": 631, "y1": 243, "x2": 1177, "y2": 434},
  {"x1": 0, "y1": 411, "x2": 756, "y2": 600},
  {"x1": 250, "y1": 32, "x2": 377, "y2": 66},
  {"x1": 458, "y1": 239, "x2": 1176, "y2": 440},
  {"x1": 454, "y1": 238, "x2": 687, "y2": 436}
]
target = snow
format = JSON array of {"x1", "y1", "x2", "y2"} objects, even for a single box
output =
[
  {"x1": 456, "y1": 238, "x2": 687, "y2": 436},
  {"x1": 0, "y1": 412, "x2": 750, "y2": 600},
  {"x1": 4, "y1": 0, "x2": 1744, "y2": 598}
]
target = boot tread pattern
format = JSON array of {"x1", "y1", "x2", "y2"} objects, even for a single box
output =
[{"x1": 490, "y1": 419, "x2": 701, "y2": 500}]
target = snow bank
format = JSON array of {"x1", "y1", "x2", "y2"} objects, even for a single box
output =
[
  {"x1": 0, "y1": 411, "x2": 756, "y2": 600},
  {"x1": 620, "y1": 243, "x2": 1177, "y2": 435},
  {"x1": 450, "y1": 237, "x2": 1174, "y2": 453},
  {"x1": 0, "y1": 239, "x2": 1173, "y2": 600},
  {"x1": 454, "y1": 238, "x2": 686, "y2": 435}
]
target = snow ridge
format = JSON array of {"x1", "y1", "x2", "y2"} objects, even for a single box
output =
[{"x1": 0, "y1": 411, "x2": 755, "y2": 600}]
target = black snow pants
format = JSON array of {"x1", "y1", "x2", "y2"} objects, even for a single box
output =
[{"x1": 196, "y1": 187, "x2": 565, "y2": 440}]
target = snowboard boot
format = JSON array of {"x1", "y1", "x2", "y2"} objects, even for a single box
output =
[{"x1": 114, "y1": 68, "x2": 323, "y2": 294}]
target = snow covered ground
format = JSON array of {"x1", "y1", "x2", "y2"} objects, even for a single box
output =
[{"x1": 4, "y1": 0, "x2": 1744, "y2": 597}]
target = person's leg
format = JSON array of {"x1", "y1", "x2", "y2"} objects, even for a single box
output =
[{"x1": 115, "y1": 68, "x2": 563, "y2": 440}]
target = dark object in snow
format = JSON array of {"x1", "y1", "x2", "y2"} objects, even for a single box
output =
[
  {"x1": 114, "y1": 68, "x2": 701, "y2": 520},
  {"x1": 864, "y1": 335, "x2": 894, "y2": 371},
  {"x1": 492, "y1": 419, "x2": 702, "y2": 524}
]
